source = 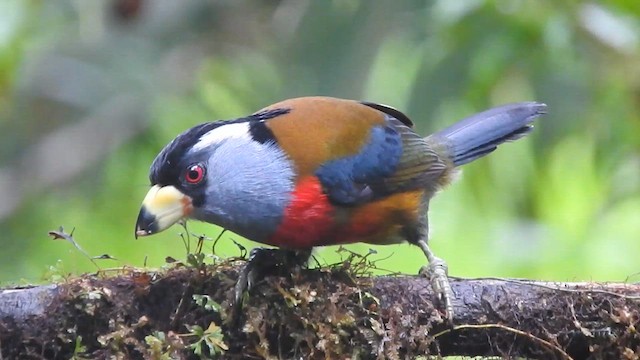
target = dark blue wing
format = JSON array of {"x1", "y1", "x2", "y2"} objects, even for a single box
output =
[{"x1": 315, "y1": 123, "x2": 403, "y2": 205}]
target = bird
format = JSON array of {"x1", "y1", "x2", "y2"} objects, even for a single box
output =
[{"x1": 134, "y1": 96, "x2": 547, "y2": 321}]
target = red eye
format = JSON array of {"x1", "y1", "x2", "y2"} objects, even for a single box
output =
[{"x1": 185, "y1": 164, "x2": 205, "y2": 184}]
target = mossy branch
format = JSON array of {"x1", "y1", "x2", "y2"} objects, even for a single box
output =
[{"x1": 1, "y1": 263, "x2": 639, "y2": 359}]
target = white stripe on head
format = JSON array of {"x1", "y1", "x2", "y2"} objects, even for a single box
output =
[{"x1": 191, "y1": 122, "x2": 251, "y2": 151}]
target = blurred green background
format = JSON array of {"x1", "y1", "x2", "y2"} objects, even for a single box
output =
[{"x1": 0, "y1": 0, "x2": 638, "y2": 285}]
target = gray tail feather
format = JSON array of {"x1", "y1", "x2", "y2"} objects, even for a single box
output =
[{"x1": 431, "y1": 102, "x2": 547, "y2": 166}]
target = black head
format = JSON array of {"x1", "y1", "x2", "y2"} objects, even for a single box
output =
[{"x1": 149, "y1": 122, "x2": 220, "y2": 187}]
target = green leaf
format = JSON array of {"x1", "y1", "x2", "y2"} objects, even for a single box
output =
[{"x1": 192, "y1": 294, "x2": 222, "y2": 313}]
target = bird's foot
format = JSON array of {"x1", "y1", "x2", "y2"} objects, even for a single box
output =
[
  {"x1": 419, "y1": 257, "x2": 454, "y2": 323},
  {"x1": 416, "y1": 240, "x2": 454, "y2": 323},
  {"x1": 233, "y1": 247, "x2": 311, "y2": 322}
]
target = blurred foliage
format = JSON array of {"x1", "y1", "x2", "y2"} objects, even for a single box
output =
[{"x1": 0, "y1": 0, "x2": 639, "y2": 285}]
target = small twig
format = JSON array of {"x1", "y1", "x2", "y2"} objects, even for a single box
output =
[
  {"x1": 179, "y1": 221, "x2": 191, "y2": 255},
  {"x1": 568, "y1": 298, "x2": 593, "y2": 338},
  {"x1": 624, "y1": 271, "x2": 640, "y2": 283},
  {"x1": 211, "y1": 228, "x2": 227, "y2": 256},
  {"x1": 326, "y1": 247, "x2": 399, "y2": 275},
  {"x1": 170, "y1": 283, "x2": 194, "y2": 329},
  {"x1": 190, "y1": 233, "x2": 211, "y2": 254},
  {"x1": 92, "y1": 254, "x2": 117, "y2": 261},
  {"x1": 432, "y1": 323, "x2": 573, "y2": 360},
  {"x1": 230, "y1": 239, "x2": 247, "y2": 259},
  {"x1": 48, "y1": 226, "x2": 100, "y2": 269},
  {"x1": 278, "y1": 323, "x2": 284, "y2": 360}
]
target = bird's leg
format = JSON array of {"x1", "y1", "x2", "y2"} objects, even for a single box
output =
[
  {"x1": 410, "y1": 198, "x2": 455, "y2": 322},
  {"x1": 417, "y1": 239, "x2": 454, "y2": 323},
  {"x1": 233, "y1": 247, "x2": 311, "y2": 318}
]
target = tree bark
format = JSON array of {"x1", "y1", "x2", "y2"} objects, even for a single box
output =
[{"x1": 1, "y1": 264, "x2": 639, "y2": 359}]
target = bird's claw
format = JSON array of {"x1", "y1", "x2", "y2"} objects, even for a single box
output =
[
  {"x1": 232, "y1": 248, "x2": 311, "y2": 323},
  {"x1": 420, "y1": 257, "x2": 454, "y2": 323},
  {"x1": 234, "y1": 251, "x2": 258, "y2": 307},
  {"x1": 232, "y1": 248, "x2": 262, "y2": 322}
]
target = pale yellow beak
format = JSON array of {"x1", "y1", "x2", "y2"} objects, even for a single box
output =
[{"x1": 134, "y1": 185, "x2": 193, "y2": 238}]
